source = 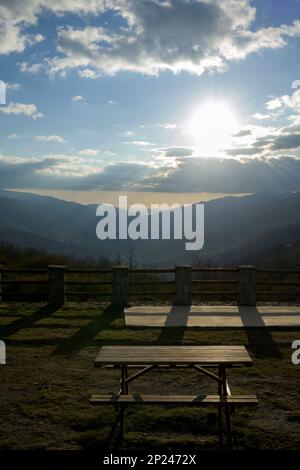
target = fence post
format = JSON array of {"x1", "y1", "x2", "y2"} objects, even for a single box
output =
[
  {"x1": 238, "y1": 265, "x2": 256, "y2": 306},
  {"x1": 112, "y1": 266, "x2": 129, "y2": 308},
  {"x1": 48, "y1": 265, "x2": 66, "y2": 306},
  {"x1": 0, "y1": 265, "x2": 3, "y2": 302},
  {"x1": 298, "y1": 267, "x2": 300, "y2": 306},
  {"x1": 174, "y1": 265, "x2": 192, "y2": 305}
]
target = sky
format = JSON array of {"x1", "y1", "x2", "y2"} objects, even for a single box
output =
[{"x1": 1, "y1": 0, "x2": 300, "y2": 203}]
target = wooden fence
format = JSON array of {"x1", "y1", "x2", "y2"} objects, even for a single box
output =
[{"x1": 0, "y1": 264, "x2": 299, "y2": 306}]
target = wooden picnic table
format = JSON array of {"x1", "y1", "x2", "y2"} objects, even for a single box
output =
[
  {"x1": 91, "y1": 345, "x2": 257, "y2": 449},
  {"x1": 94, "y1": 345, "x2": 253, "y2": 366}
]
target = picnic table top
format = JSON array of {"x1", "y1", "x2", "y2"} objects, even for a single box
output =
[{"x1": 94, "y1": 345, "x2": 252, "y2": 366}]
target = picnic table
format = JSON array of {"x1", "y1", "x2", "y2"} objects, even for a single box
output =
[{"x1": 90, "y1": 345, "x2": 258, "y2": 448}]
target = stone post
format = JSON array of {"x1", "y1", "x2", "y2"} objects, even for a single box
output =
[
  {"x1": 0, "y1": 265, "x2": 3, "y2": 302},
  {"x1": 48, "y1": 265, "x2": 66, "y2": 306},
  {"x1": 298, "y1": 267, "x2": 300, "y2": 306},
  {"x1": 112, "y1": 266, "x2": 129, "y2": 308},
  {"x1": 238, "y1": 265, "x2": 256, "y2": 306},
  {"x1": 174, "y1": 265, "x2": 192, "y2": 305}
]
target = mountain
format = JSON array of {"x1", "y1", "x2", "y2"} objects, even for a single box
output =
[{"x1": 0, "y1": 189, "x2": 300, "y2": 266}]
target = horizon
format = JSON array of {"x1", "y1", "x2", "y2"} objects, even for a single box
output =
[{"x1": 5, "y1": 188, "x2": 252, "y2": 206}]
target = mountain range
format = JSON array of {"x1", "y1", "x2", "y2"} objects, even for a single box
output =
[{"x1": 0, "y1": 189, "x2": 300, "y2": 266}]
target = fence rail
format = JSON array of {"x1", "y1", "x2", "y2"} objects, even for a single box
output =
[{"x1": 0, "y1": 264, "x2": 299, "y2": 306}]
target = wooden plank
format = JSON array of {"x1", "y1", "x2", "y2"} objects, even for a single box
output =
[
  {"x1": 95, "y1": 346, "x2": 252, "y2": 366},
  {"x1": 90, "y1": 394, "x2": 258, "y2": 405}
]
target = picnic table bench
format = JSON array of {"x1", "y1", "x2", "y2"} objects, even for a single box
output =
[{"x1": 90, "y1": 345, "x2": 258, "y2": 449}]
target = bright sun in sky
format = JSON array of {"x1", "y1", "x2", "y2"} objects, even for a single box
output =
[{"x1": 188, "y1": 102, "x2": 239, "y2": 156}]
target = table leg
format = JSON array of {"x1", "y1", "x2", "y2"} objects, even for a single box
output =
[
  {"x1": 119, "y1": 365, "x2": 128, "y2": 437},
  {"x1": 221, "y1": 365, "x2": 233, "y2": 450},
  {"x1": 218, "y1": 365, "x2": 223, "y2": 449}
]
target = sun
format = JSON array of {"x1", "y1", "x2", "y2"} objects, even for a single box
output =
[{"x1": 188, "y1": 101, "x2": 238, "y2": 156}]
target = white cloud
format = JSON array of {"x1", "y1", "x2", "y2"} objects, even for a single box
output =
[
  {"x1": 71, "y1": 95, "x2": 86, "y2": 103},
  {"x1": 157, "y1": 123, "x2": 180, "y2": 129},
  {"x1": 292, "y1": 80, "x2": 300, "y2": 89},
  {"x1": 252, "y1": 113, "x2": 270, "y2": 120},
  {"x1": 34, "y1": 135, "x2": 65, "y2": 143},
  {"x1": 0, "y1": 1, "x2": 108, "y2": 54},
  {"x1": 102, "y1": 99, "x2": 118, "y2": 107},
  {"x1": 124, "y1": 140, "x2": 154, "y2": 146},
  {"x1": 78, "y1": 68, "x2": 98, "y2": 79},
  {"x1": 1, "y1": 1, "x2": 300, "y2": 78},
  {"x1": 266, "y1": 88, "x2": 300, "y2": 112},
  {"x1": 78, "y1": 148, "x2": 100, "y2": 156},
  {"x1": 0, "y1": 102, "x2": 44, "y2": 119},
  {"x1": 266, "y1": 97, "x2": 284, "y2": 110},
  {"x1": 123, "y1": 130, "x2": 135, "y2": 137},
  {"x1": 8, "y1": 133, "x2": 20, "y2": 139},
  {"x1": 18, "y1": 62, "x2": 44, "y2": 74},
  {"x1": 44, "y1": 1, "x2": 300, "y2": 77},
  {"x1": 6, "y1": 82, "x2": 21, "y2": 91}
]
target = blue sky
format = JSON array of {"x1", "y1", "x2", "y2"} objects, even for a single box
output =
[{"x1": 0, "y1": 0, "x2": 300, "y2": 201}]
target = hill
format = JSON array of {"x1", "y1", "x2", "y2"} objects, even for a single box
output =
[{"x1": 1, "y1": 189, "x2": 300, "y2": 266}]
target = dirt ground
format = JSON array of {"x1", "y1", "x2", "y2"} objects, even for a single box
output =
[{"x1": 0, "y1": 302, "x2": 300, "y2": 450}]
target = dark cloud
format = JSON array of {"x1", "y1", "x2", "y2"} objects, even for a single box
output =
[
  {"x1": 225, "y1": 147, "x2": 259, "y2": 156},
  {"x1": 163, "y1": 147, "x2": 194, "y2": 157},
  {"x1": 0, "y1": 157, "x2": 61, "y2": 187},
  {"x1": 145, "y1": 156, "x2": 300, "y2": 193},
  {"x1": 232, "y1": 129, "x2": 252, "y2": 137},
  {"x1": 2, "y1": 154, "x2": 300, "y2": 194},
  {"x1": 271, "y1": 133, "x2": 300, "y2": 150}
]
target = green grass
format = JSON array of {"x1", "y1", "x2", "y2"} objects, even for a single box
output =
[{"x1": 0, "y1": 302, "x2": 300, "y2": 450}]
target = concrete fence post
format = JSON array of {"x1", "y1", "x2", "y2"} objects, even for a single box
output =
[
  {"x1": 0, "y1": 265, "x2": 3, "y2": 302},
  {"x1": 48, "y1": 265, "x2": 66, "y2": 306},
  {"x1": 238, "y1": 265, "x2": 256, "y2": 306},
  {"x1": 174, "y1": 265, "x2": 192, "y2": 305},
  {"x1": 298, "y1": 267, "x2": 300, "y2": 306},
  {"x1": 112, "y1": 266, "x2": 129, "y2": 308}
]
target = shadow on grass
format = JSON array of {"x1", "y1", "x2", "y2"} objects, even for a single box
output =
[
  {"x1": 0, "y1": 303, "x2": 60, "y2": 339},
  {"x1": 156, "y1": 305, "x2": 190, "y2": 344},
  {"x1": 52, "y1": 305, "x2": 124, "y2": 356},
  {"x1": 239, "y1": 306, "x2": 282, "y2": 358}
]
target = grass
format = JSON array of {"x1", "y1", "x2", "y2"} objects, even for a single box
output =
[{"x1": 0, "y1": 301, "x2": 300, "y2": 450}]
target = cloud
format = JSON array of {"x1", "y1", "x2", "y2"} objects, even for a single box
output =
[
  {"x1": 18, "y1": 62, "x2": 44, "y2": 74},
  {"x1": 0, "y1": 102, "x2": 43, "y2": 119},
  {"x1": 124, "y1": 140, "x2": 154, "y2": 146},
  {"x1": 105, "y1": 100, "x2": 117, "y2": 106},
  {"x1": 1, "y1": 152, "x2": 300, "y2": 194},
  {"x1": 71, "y1": 95, "x2": 86, "y2": 103},
  {"x1": 78, "y1": 68, "x2": 98, "y2": 79},
  {"x1": 34, "y1": 135, "x2": 66, "y2": 143},
  {"x1": 225, "y1": 86, "x2": 300, "y2": 158},
  {"x1": 78, "y1": 148, "x2": 100, "y2": 156},
  {"x1": 0, "y1": 0, "x2": 107, "y2": 54},
  {"x1": 3, "y1": 1, "x2": 299, "y2": 78},
  {"x1": 265, "y1": 88, "x2": 300, "y2": 112},
  {"x1": 232, "y1": 129, "x2": 252, "y2": 138},
  {"x1": 8, "y1": 133, "x2": 20, "y2": 139},
  {"x1": 0, "y1": 154, "x2": 62, "y2": 187},
  {"x1": 148, "y1": 156, "x2": 300, "y2": 193},
  {"x1": 271, "y1": 133, "x2": 300, "y2": 151},
  {"x1": 0, "y1": 15, "x2": 44, "y2": 55},
  {"x1": 266, "y1": 97, "x2": 283, "y2": 110},
  {"x1": 163, "y1": 147, "x2": 194, "y2": 157},
  {"x1": 251, "y1": 113, "x2": 270, "y2": 120},
  {"x1": 47, "y1": 1, "x2": 300, "y2": 77},
  {"x1": 292, "y1": 80, "x2": 300, "y2": 90},
  {"x1": 5, "y1": 82, "x2": 21, "y2": 91},
  {"x1": 157, "y1": 123, "x2": 180, "y2": 130},
  {"x1": 122, "y1": 130, "x2": 135, "y2": 137}
]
